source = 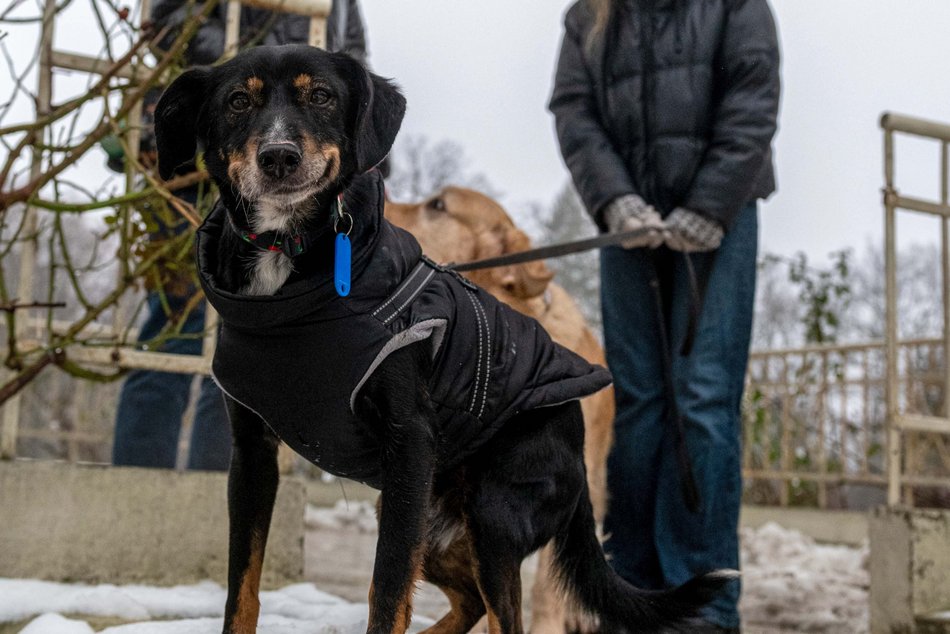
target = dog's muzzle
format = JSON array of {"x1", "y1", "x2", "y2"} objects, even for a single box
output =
[{"x1": 257, "y1": 142, "x2": 302, "y2": 180}]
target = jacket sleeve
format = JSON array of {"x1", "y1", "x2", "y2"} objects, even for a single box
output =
[
  {"x1": 682, "y1": 0, "x2": 780, "y2": 228},
  {"x1": 342, "y1": 0, "x2": 369, "y2": 65},
  {"x1": 151, "y1": 0, "x2": 227, "y2": 65},
  {"x1": 548, "y1": 9, "x2": 636, "y2": 229}
]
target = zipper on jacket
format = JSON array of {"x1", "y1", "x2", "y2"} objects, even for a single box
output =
[
  {"x1": 674, "y1": 0, "x2": 684, "y2": 55},
  {"x1": 638, "y1": 0, "x2": 659, "y2": 208}
]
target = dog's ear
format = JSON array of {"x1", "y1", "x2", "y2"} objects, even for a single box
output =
[
  {"x1": 495, "y1": 227, "x2": 554, "y2": 299},
  {"x1": 343, "y1": 58, "x2": 406, "y2": 174},
  {"x1": 155, "y1": 67, "x2": 212, "y2": 180}
]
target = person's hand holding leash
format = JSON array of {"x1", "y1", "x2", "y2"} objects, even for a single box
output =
[
  {"x1": 664, "y1": 207, "x2": 724, "y2": 252},
  {"x1": 603, "y1": 194, "x2": 665, "y2": 249}
]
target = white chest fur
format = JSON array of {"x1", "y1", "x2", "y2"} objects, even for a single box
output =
[
  {"x1": 242, "y1": 250, "x2": 294, "y2": 296},
  {"x1": 237, "y1": 200, "x2": 300, "y2": 296}
]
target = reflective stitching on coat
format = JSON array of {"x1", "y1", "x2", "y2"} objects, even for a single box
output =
[
  {"x1": 382, "y1": 268, "x2": 436, "y2": 325},
  {"x1": 470, "y1": 292, "x2": 492, "y2": 419},
  {"x1": 464, "y1": 289, "x2": 484, "y2": 414},
  {"x1": 371, "y1": 260, "x2": 426, "y2": 318}
]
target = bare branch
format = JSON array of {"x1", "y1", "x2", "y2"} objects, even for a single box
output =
[
  {"x1": 0, "y1": 300, "x2": 66, "y2": 311},
  {"x1": 0, "y1": 0, "x2": 217, "y2": 210}
]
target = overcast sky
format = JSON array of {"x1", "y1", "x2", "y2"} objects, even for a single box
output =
[
  {"x1": 360, "y1": 0, "x2": 950, "y2": 261},
  {"x1": 5, "y1": 0, "x2": 950, "y2": 262}
]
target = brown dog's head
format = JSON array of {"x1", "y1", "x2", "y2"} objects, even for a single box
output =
[
  {"x1": 385, "y1": 187, "x2": 554, "y2": 301},
  {"x1": 154, "y1": 45, "x2": 405, "y2": 232}
]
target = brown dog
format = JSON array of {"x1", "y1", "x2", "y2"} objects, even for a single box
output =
[{"x1": 386, "y1": 187, "x2": 614, "y2": 634}]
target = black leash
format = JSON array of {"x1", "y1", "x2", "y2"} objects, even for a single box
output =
[
  {"x1": 447, "y1": 226, "x2": 655, "y2": 272},
  {"x1": 649, "y1": 252, "x2": 703, "y2": 514}
]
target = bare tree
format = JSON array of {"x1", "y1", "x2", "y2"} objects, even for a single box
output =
[
  {"x1": 385, "y1": 134, "x2": 495, "y2": 202},
  {"x1": 849, "y1": 241, "x2": 943, "y2": 341},
  {"x1": 532, "y1": 181, "x2": 602, "y2": 335},
  {"x1": 752, "y1": 255, "x2": 801, "y2": 350}
]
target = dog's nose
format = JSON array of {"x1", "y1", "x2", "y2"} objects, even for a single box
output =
[{"x1": 257, "y1": 143, "x2": 302, "y2": 180}]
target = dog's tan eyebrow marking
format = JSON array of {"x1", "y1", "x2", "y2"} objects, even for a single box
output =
[
  {"x1": 246, "y1": 76, "x2": 264, "y2": 95},
  {"x1": 293, "y1": 74, "x2": 311, "y2": 90}
]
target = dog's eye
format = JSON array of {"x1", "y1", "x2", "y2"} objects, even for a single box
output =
[
  {"x1": 229, "y1": 91, "x2": 251, "y2": 112},
  {"x1": 310, "y1": 88, "x2": 332, "y2": 106},
  {"x1": 427, "y1": 197, "x2": 446, "y2": 212}
]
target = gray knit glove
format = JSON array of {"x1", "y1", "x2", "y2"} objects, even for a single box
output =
[
  {"x1": 603, "y1": 195, "x2": 665, "y2": 249},
  {"x1": 664, "y1": 207, "x2": 724, "y2": 252}
]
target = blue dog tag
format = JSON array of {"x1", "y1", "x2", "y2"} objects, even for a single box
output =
[{"x1": 335, "y1": 232, "x2": 351, "y2": 297}]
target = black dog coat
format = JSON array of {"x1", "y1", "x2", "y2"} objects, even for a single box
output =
[{"x1": 197, "y1": 171, "x2": 612, "y2": 487}]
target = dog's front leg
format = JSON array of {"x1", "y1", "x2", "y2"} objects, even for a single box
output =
[
  {"x1": 357, "y1": 345, "x2": 437, "y2": 634},
  {"x1": 222, "y1": 395, "x2": 280, "y2": 634}
]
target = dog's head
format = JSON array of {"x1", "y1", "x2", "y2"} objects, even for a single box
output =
[
  {"x1": 155, "y1": 45, "x2": 405, "y2": 222},
  {"x1": 385, "y1": 187, "x2": 554, "y2": 300}
]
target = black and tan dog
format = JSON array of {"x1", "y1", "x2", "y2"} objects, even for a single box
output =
[{"x1": 154, "y1": 45, "x2": 732, "y2": 634}]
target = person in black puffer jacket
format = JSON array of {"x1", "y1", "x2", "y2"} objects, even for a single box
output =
[
  {"x1": 150, "y1": 0, "x2": 367, "y2": 67},
  {"x1": 549, "y1": 1, "x2": 780, "y2": 631},
  {"x1": 111, "y1": 0, "x2": 370, "y2": 472}
]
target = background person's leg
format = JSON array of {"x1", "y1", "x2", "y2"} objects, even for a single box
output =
[
  {"x1": 600, "y1": 245, "x2": 671, "y2": 590},
  {"x1": 188, "y1": 375, "x2": 232, "y2": 471},
  {"x1": 112, "y1": 293, "x2": 199, "y2": 468},
  {"x1": 654, "y1": 202, "x2": 758, "y2": 630},
  {"x1": 172, "y1": 299, "x2": 232, "y2": 471}
]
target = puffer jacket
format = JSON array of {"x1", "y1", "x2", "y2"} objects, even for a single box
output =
[
  {"x1": 550, "y1": 0, "x2": 780, "y2": 230},
  {"x1": 196, "y1": 171, "x2": 612, "y2": 488},
  {"x1": 151, "y1": 0, "x2": 367, "y2": 65}
]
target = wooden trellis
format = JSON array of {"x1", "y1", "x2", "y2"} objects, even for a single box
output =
[{"x1": 1, "y1": 0, "x2": 333, "y2": 458}]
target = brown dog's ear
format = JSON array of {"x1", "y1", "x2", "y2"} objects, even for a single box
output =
[
  {"x1": 339, "y1": 57, "x2": 406, "y2": 174},
  {"x1": 155, "y1": 67, "x2": 212, "y2": 180},
  {"x1": 496, "y1": 227, "x2": 554, "y2": 299}
]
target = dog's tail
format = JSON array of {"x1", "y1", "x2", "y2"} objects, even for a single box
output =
[{"x1": 552, "y1": 484, "x2": 736, "y2": 632}]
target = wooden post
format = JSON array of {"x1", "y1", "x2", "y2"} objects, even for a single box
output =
[
  {"x1": 883, "y1": 122, "x2": 901, "y2": 506},
  {"x1": 235, "y1": 0, "x2": 332, "y2": 50},
  {"x1": 1, "y1": 0, "x2": 56, "y2": 460}
]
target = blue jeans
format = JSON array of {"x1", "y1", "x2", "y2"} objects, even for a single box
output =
[
  {"x1": 600, "y1": 202, "x2": 757, "y2": 629},
  {"x1": 112, "y1": 292, "x2": 231, "y2": 471}
]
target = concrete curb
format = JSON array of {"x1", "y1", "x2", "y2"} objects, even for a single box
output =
[{"x1": 0, "y1": 460, "x2": 304, "y2": 588}]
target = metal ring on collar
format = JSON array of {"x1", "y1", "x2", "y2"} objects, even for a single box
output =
[{"x1": 334, "y1": 211, "x2": 353, "y2": 236}]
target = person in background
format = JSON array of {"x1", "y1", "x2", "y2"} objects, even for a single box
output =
[
  {"x1": 111, "y1": 0, "x2": 369, "y2": 470},
  {"x1": 549, "y1": 0, "x2": 780, "y2": 630}
]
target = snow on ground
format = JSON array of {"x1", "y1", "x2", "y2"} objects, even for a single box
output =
[
  {"x1": 0, "y1": 580, "x2": 432, "y2": 633},
  {"x1": 1, "y1": 519, "x2": 868, "y2": 633},
  {"x1": 18, "y1": 614, "x2": 93, "y2": 634},
  {"x1": 740, "y1": 522, "x2": 869, "y2": 633}
]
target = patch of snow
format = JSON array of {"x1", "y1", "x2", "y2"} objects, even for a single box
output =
[
  {"x1": 98, "y1": 613, "x2": 367, "y2": 634},
  {"x1": 0, "y1": 579, "x2": 361, "y2": 624},
  {"x1": 19, "y1": 614, "x2": 94, "y2": 634},
  {"x1": 740, "y1": 522, "x2": 869, "y2": 633},
  {"x1": 2, "y1": 579, "x2": 433, "y2": 634}
]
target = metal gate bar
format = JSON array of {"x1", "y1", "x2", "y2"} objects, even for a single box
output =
[{"x1": 881, "y1": 111, "x2": 950, "y2": 506}]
